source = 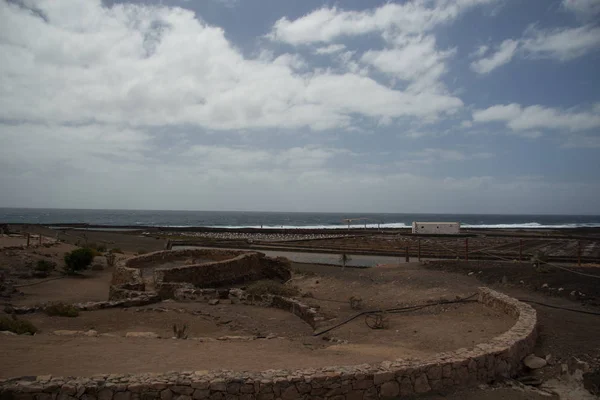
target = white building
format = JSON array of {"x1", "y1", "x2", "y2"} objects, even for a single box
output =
[{"x1": 412, "y1": 222, "x2": 460, "y2": 234}]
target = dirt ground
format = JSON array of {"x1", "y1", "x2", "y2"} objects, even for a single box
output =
[
  {"x1": 425, "y1": 259, "x2": 600, "y2": 307},
  {"x1": 2, "y1": 228, "x2": 600, "y2": 399},
  {"x1": 0, "y1": 261, "x2": 513, "y2": 380}
]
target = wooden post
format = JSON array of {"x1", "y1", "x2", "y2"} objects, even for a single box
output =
[
  {"x1": 405, "y1": 243, "x2": 409, "y2": 262},
  {"x1": 519, "y1": 239, "x2": 523, "y2": 263},
  {"x1": 39, "y1": 234, "x2": 42, "y2": 245},
  {"x1": 465, "y1": 238, "x2": 469, "y2": 262},
  {"x1": 578, "y1": 241, "x2": 581, "y2": 267},
  {"x1": 26, "y1": 233, "x2": 30, "y2": 247},
  {"x1": 418, "y1": 238, "x2": 421, "y2": 262}
]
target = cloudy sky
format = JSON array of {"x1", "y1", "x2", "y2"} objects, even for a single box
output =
[{"x1": 0, "y1": 0, "x2": 599, "y2": 214}]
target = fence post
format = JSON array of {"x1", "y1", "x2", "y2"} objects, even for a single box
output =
[
  {"x1": 26, "y1": 233, "x2": 30, "y2": 247},
  {"x1": 418, "y1": 238, "x2": 421, "y2": 262},
  {"x1": 405, "y1": 243, "x2": 409, "y2": 263},
  {"x1": 578, "y1": 241, "x2": 581, "y2": 267},
  {"x1": 465, "y1": 238, "x2": 469, "y2": 262},
  {"x1": 519, "y1": 239, "x2": 523, "y2": 263},
  {"x1": 39, "y1": 234, "x2": 42, "y2": 245}
]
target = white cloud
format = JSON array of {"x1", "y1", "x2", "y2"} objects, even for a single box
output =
[
  {"x1": 562, "y1": 0, "x2": 600, "y2": 17},
  {"x1": 361, "y1": 35, "x2": 455, "y2": 92},
  {"x1": 469, "y1": 44, "x2": 489, "y2": 58},
  {"x1": 522, "y1": 24, "x2": 600, "y2": 61},
  {"x1": 410, "y1": 148, "x2": 494, "y2": 162},
  {"x1": 470, "y1": 39, "x2": 519, "y2": 74},
  {"x1": 314, "y1": 44, "x2": 346, "y2": 54},
  {"x1": 472, "y1": 103, "x2": 600, "y2": 134},
  {"x1": 0, "y1": 0, "x2": 463, "y2": 132},
  {"x1": 269, "y1": 0, "x2": 498, "y2": 45},
  {"x1": 2, "y1": 122, "x2": 596, "y2": 214}
]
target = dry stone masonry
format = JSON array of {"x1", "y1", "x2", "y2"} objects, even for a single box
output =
[
  {"x1": 0, "y1": 287, "x2": 538, "y2": 399},
  {"x1": 109, "y1": 249, "x2": 291, "y2": 301}
]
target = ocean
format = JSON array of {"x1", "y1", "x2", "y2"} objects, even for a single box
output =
[{"x1": 1, "y1": 208, "x2": 599, "y2": 229}]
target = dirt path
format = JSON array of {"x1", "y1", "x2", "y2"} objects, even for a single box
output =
[{"x1": 12, "y1": 268, "x2": 114, "y2": 305}]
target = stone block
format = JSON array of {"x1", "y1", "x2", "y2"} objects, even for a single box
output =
[
  {"x1": 160, "y1": 390, "x2": 173, "y2": 400},
  {"x1": 413, "y1": 374, "x2": 430, "y2": 394},
  {"x1": 351, "y1": 380, "x2": 373, "y2": 390},
  {"x1": 372, "y1": 372, "x2": 394, "y2": 385},
  {"x1": 98, "y1": 389, "x2": 114, "y2": 400},
  {"x1": 427, "y1": 366, "x2": 442, "y2": 381},
  {"x1": 238, "y1": 385, "x2": 254, "y2": 395},
  {"x1": 379, "y1": 381, "x2": 399, "y2": 398},
  {"x1": 280, "y1": 386, "x2": 298, "y2": 400},
  {"x1": 442, "y1": 364, "x2": 452, "y2": 379},
  {"x1": 114, "y1": 392, "x2": 131, "y2": 400},
  {"x1": 209, "y1": 382, "x2": 226, "y2": 392},
  {"x1": 345, "y1": 390, "x2": 363, "y2": 400},
  {"x1": 192, "y1": 390, "x2": 209, "y2": 400},
  {"x1": 171, "y1": 387, "x2": 193, "y2": 396},
  {"x1": 398, "y1": 377, "x2": 413, "y2": 396},
  {"x1": 225, "y1": 384, "x2": 240, "y2": 395},
  {"x1": 295, "y1": 383, "x2": 311, "y2": 394}
]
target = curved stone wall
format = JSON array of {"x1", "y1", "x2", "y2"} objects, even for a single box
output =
[
  {"x1": 109, "y1": 249, "x2": 291, "y2": 301},
  {"x1": 0, "y1": 287, "x2": 537, "y2": 399}
]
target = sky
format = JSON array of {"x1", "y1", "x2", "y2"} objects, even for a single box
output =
[{"x1": 0, "y1": 0, "x2": 599, "y2": 214}]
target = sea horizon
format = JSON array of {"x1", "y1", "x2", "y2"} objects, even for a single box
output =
[{"x1": 1, "y1": 208, "x2": 600, "y2": 229}]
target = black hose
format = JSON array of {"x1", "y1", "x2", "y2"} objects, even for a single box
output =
[
  {"x1": 519, "y1": 299, "x2": 600, "y2": 316},
  {"x1": 313, "y1": 293, "x2": 478, "y2": 336},
  {"x1": 312, "y1": 294, "x2": 600, "y2": 336}
]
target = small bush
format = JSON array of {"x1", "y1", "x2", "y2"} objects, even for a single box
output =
[
  {"x1": 246, "y1": 280, "x2": 299, "y2": 297},
  {"x1": 0, "y1": 315, "x2": 38, "y2": 335},
  {"x1": 173, "y1": 323, "x2": 188, "y2": 339},
  {"x1": 110, "y1": 248, "x2": 124, "y2": 254},
  {"x1": 43, "y1": 302, "x2": 79, "y2": 317},
  {"x1": 64, "y1": 248, "x2": 94, "y2": 274},
  {"x1": 105, "y1": 252, "x2": 116, "y2": 267},
  {"x1": 87, "y1": 242, "x2": 108, "y2": 253},
  {"x1": 35, "y1": 259, "x2": 56, "y2": 273},
  {"x1": 136, "y1": 248, "x2": 148, "y2": 255}
]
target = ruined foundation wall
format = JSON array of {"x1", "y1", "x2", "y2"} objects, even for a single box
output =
[
  {"x1": 1, "y1": 287, "x2": 538, "y2": 400},
  {"x1": 109, "y1": 249, "x2": 290, "y2": 301},
  {"x1": 153, "y1": 253, "x2": 264, "y2": 288}
]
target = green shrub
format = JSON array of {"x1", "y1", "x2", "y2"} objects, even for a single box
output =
[
  {"x1": 105, "y1": 252, "x2": 116, "y2": 267},
  {"x1": 43, "y1": 302, "x2": 79, "y2": 317},
  {"x1": 246, "y1": 280, "x2": 299, "y2": 297},
  {"x1": 63, "y1": 248, "x2": 94, "y2": 274},
  {"x1": 0, "y1": 315, "x2": 38, "y2": 335},
  {"x1": 35, "y1": 259, "x2": 56, "y2": 273}
]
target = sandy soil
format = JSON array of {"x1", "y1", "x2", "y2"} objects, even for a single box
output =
[
  {"x1": 3, "y1": 228, "x2": 600, "y2": 398},
  {"x1": 23, "y1": 302, "x2": 314, "y2": 339},
  {"x1": 1, "y1": 259, "x2": 514, "y2": 380}
]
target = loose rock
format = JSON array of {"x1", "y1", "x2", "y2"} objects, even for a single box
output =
[
  {"x1": 524, "y1": 354, "x2": 547, "y2": 370},
  {"x1": 126, "y1": 332, "x2": 160, "y2": 339}
]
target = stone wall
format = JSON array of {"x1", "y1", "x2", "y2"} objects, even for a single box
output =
[
  {"x1": 109, "y1": 249, "x2": 291, "y2": 301},
  {"x1": 174, "y1": 287, "x2": 326, "y2": 330},
  {"x1": 0, "y1": 287, "x2": 538, "y2": 399},
  {"x1": 126, "y1": 249, "x2": 252, "y2": 269},
  {"x1": 154, "y1": 253, "x2": 264, "y2": 288}
]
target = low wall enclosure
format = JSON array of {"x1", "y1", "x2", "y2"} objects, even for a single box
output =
[{"x1": 0, "y1": 249, "x2": 538, "y2": 399}]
